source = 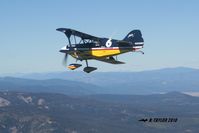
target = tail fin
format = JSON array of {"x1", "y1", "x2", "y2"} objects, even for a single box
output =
[{"x1": 123, "y1": 30, "x2": 144, "y2": 46}]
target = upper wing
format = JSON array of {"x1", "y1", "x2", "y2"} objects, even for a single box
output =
[
  {"x1": 56, "y1": 28, "x2": 100, "y2": 41},
  {"x1": 95, "y1": 57, "x2": 125, "y2": 64}
]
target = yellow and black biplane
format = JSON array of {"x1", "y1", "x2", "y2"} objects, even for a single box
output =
[{"x1": 57, "y1": 28, "x2": 144, "y2": 73}]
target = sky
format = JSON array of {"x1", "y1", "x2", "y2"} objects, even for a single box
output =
[{"x1": 0, "y1": 0, "x2": 199, "y2": 74}]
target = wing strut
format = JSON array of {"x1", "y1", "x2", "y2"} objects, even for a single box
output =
[{"x1": 67, "y1": 37, "x2": 72, "y2": 47}]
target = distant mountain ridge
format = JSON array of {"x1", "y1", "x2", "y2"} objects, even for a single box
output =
[
  {"x1": 0, "y1": 77, "x2": 102, "y2": 95},
  {"x1": 0, "y1": 67, "x2": 199, "y2": 94}
]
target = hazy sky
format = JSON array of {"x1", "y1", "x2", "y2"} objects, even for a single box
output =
[{"x1": 0, "y1": 0, "x2": 199, "y2": 74}]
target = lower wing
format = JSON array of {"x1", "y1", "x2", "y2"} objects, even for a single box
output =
[{"x1": 95, "y1": 56, "x2": 125, "y2": 64}]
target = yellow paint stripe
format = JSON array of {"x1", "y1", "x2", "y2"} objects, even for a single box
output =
[{"x1": 91, "y1": 49, "x2": 121, "y2": 57}]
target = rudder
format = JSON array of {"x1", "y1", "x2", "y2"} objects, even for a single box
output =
[{"x1": 123, "y1": 30, "x2": 144, "y2": 45}]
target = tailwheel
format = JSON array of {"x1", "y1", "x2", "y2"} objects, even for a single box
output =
[
  {"x1": 68, "y1": 63, "x2": 82, "y2": 70},
  {"x1": 83, "y1": 60, "x2": 97, "y2": 73}
]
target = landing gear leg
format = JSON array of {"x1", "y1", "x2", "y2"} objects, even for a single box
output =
[
  {"x1": 83, "y1": 60, "x2": 97, "y2": 73},
  {"x1": 85, "y1": 60, "x2": 88, "y2": 67}
]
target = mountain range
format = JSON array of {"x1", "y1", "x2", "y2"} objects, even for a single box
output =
[
  {"x1": 1, "y1": 67, "x2": 199, "y2": 132},
  {"x1": 1, "y1": 67, "x2": 199, "y2": 95},
  {"x1": 0, "y1": 91, "x2": 199, "y2": 133}
]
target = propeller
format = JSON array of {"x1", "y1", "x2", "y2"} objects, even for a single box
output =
[{"x1": 62, "y1": 53, "x2": 68, "y2": 66}]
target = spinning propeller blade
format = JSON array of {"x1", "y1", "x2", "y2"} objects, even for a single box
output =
[{"x1": 62, "y1": 53, "x2": 68, "y2": 66}]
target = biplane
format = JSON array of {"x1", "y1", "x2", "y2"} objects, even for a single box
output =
[{"x1": 57, "y1": 28, "x2": 144, "y2": 73}]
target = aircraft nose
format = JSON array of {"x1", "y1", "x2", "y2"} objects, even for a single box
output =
[{"x1": 59, "y1": 46, "x2": 68, "y2": 53}]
